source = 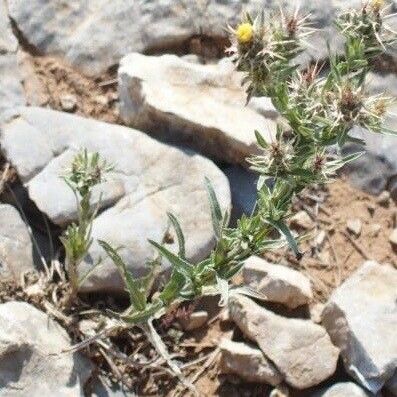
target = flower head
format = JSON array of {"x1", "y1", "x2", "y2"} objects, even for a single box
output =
[
  {"x1": 371, "y1": 0, "x2": 385, "y2": 12},
  {"x1": 236, "y1": 22, "x2": 254, "y2": 44}
]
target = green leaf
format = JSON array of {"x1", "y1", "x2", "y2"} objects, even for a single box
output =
[
  {"x1": 167, "y1": 212, "x2": 186, "y2": 259},
  {"x1": 159, "y1": 271, "x2": 186, "y2": 304},
  {"x1": 205, "y1": 177, "x2": 223, "y2": 239},
  {"x1": 148, "y1": 240, "x2": 194, "y2": 279},
  {"x1": 99, "y1": 240, "x2": 147, "y2": 311},
  {"x1": 266, "y1": 219, "x2": 302, "y2": 259},
  {"x1": 254, "y1": 130, "x2": 269, "y2": 149}
]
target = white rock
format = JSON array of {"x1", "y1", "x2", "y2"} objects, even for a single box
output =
[
  {"x1": 313, "y1": 382, "x2": 377, "y2": 397},
  {"x1": 219, "y1": 339, "x2": 283, "y2": 386},
  {"x1": 290, "y1": 210, "x2": 314, "y2": 230},
  {"x1": 376, "y1": 191, "x2": 391, "y2": 206},
  {"x1": 242, "y1": 256, "x2": 313, "y2": 308},
  {"x1": 0, "y1": 107, "x2": 231, "y2": 293},
  {"x1": 346, "y1": 218, "x2": 362, "y2": 237},
  {"x1": 229, "y1": 294, "x2": 339, "y2": 389},
  {"x1": 0, "y1": 301, "x2": 92, "y2": 396},
  {"x1": 60, "y1": 94, "x2": 77, "y2": 112},
  {"x1": 118, "y1": 53, "x2": 276, "y2": 165},
  {"x1": 0, "y1": 204, "x2": 34, "y2": 281},
  {"x1": 322, "y1": 261, "x2": 397, "y2": 394}
]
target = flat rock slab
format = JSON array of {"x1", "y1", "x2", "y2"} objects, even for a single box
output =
[
  {"x1": 0, "y1": 204, "x2": 34, "y2": 281},
  {"x1": 6, "y1": 0, "x2": 347, "y2": 76},
  {"x1": 229, "y1": 294, "x2": 339, "y2": 389},
  {"x1": 118, "y1": 53, "x2": 277, "y2": 166},
  {"x1": 0, "y1": 106, "x2": 231, "y2": 293},
  {"x1": 243, "y1": 256, "x2": 313, "y2": 308},
  {"x1": 322, "y1": 261, "x2": 397, "y2": 394},
  {"x1": 0, "y1": 301, "x2": 92, "y2": 396},
  {"x1": 219, "y1": 338, "x2": 283, "y2": 385}
]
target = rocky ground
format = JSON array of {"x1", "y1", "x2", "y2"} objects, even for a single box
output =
[{"x1": 0, "y1": 1, "x2": 397, "y2": 397}]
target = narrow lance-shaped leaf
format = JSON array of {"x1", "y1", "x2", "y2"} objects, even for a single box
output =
[
  {"x1": 99, "y1": 240, "x2": 147, "y2": 311},
  {"x1": 167, "y1": 212, "x2": 186, "y2": 259},
  {"x1": 265, "y1": 219, "x2": 302, "y2": 259},
  {"x1": 205, "y1": 177, "x2": 223, "y2": 239},
  {"x1": 148, "y1": 239, "x2": 194, "y2": 279}
]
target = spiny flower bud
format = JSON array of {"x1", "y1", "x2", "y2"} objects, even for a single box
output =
[
  {"x1": 236, "y1": 22, "x2": 254, "y2": 44},
  {"x1": 371, "y1": 0, "x2": 385, "y2": 12}
]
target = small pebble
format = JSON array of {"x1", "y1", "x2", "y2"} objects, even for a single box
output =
[
  {"x1": 310, "y1": 303, "x2": 325, "y2": 324},
  {"x1": 60, "y1": 94, "x2": 77, "y2": 112},
  {"x1": 290, "y1": 210, "x2": 314, "y2": 230},
  {"x1": 346, "y1": 218, "x2": 362, "y2": 237},
  {"x1": 376, "y1": 190, "x2": 390, "y2": 206},
  {"x1": 315, "y1": 230, "x2": 327, "y2": 248},
  {"x1": 270, "y1": 384, "x2": 289, "y2": 397},
  {"x1": 389, "y1": 228, "x2": 397, "y2": 248},
  {"x1": 179, "y1": 310, "x2": 208, "y2": 331},
  {"x1": 94, "y1": 94, "x2": 108, "y2": 106}
]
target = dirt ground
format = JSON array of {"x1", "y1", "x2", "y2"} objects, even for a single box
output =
[{"x1": 2, "y1": 54, "x2": 397, "y2": 397}]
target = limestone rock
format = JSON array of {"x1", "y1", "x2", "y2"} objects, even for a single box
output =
[
  {"x1": 0, "y1": 204, "x2": 34, "y2": 281},
  {"x1": 229, "y1": 294, "x2": 339, "y2": 389},
  {"x1": 242, "y1": 256, "x2": 313, "y2": 309},
  {"x1": 0, "y1": 107, "x2": 231, "y2": 293},
  {"x1": 118, "y1": 53, "x2": 277, "y2": 165},
  {"x1": 0, "y1": 301, "x2": 92, "y2": 396},
  {"x1": 322, "y1": 261, "x2": 397, "y2": 394},
  {"x1": 219, "y1": 339, "x2": 283, "y2": 386},
  {"x1": 6, "y1": 0, "x2": 345, "y2": 76}
]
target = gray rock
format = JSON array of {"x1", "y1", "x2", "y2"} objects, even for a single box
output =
[
  {"x1": 0, "y1": 107, "x2": 231, "y2": 293},
  {"x1": 313, "y1": 382, "x2": 377, "y2": 397},
  {"x1": 229, "y1": 294, "x2": 339, "y2": 389},
  {"x1": 322, "y1": 261, "x2": 397, "y2": 394},
  {"x1": 6, "y1": 0, "x2": 349, "y2": 76},
  {"x1": 0, "y1": 0, "x2": 17, "y2": 53},
  {"x1": 0, "y1": 204, "x2": 34, "y2": 281},
  {"x1": 118, "y1": 54, "x2": 277, "y2": 165},
  {"x1": 0, "y1": 1, "x2": 24, "y2": 113},
  {"x1": 0, "y1": 301, "x2": 92, "y2": 396},
  {"x1": 242, "y1": 256, "x2": 313, "y2": 309},
  {"x1": 0, "y1": 54, "x2": 24, "y2": 114},
  {"x1": 219, "y1": 338, "x2": 283, "y2": 385}
]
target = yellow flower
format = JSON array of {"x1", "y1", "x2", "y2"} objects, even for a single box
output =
[
  {"x1": 236, "y1": 22, "x2": 254, "y2": 44},
  {"x1": 371, "y1": 0, "x2": 384, "y2": 10}
]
